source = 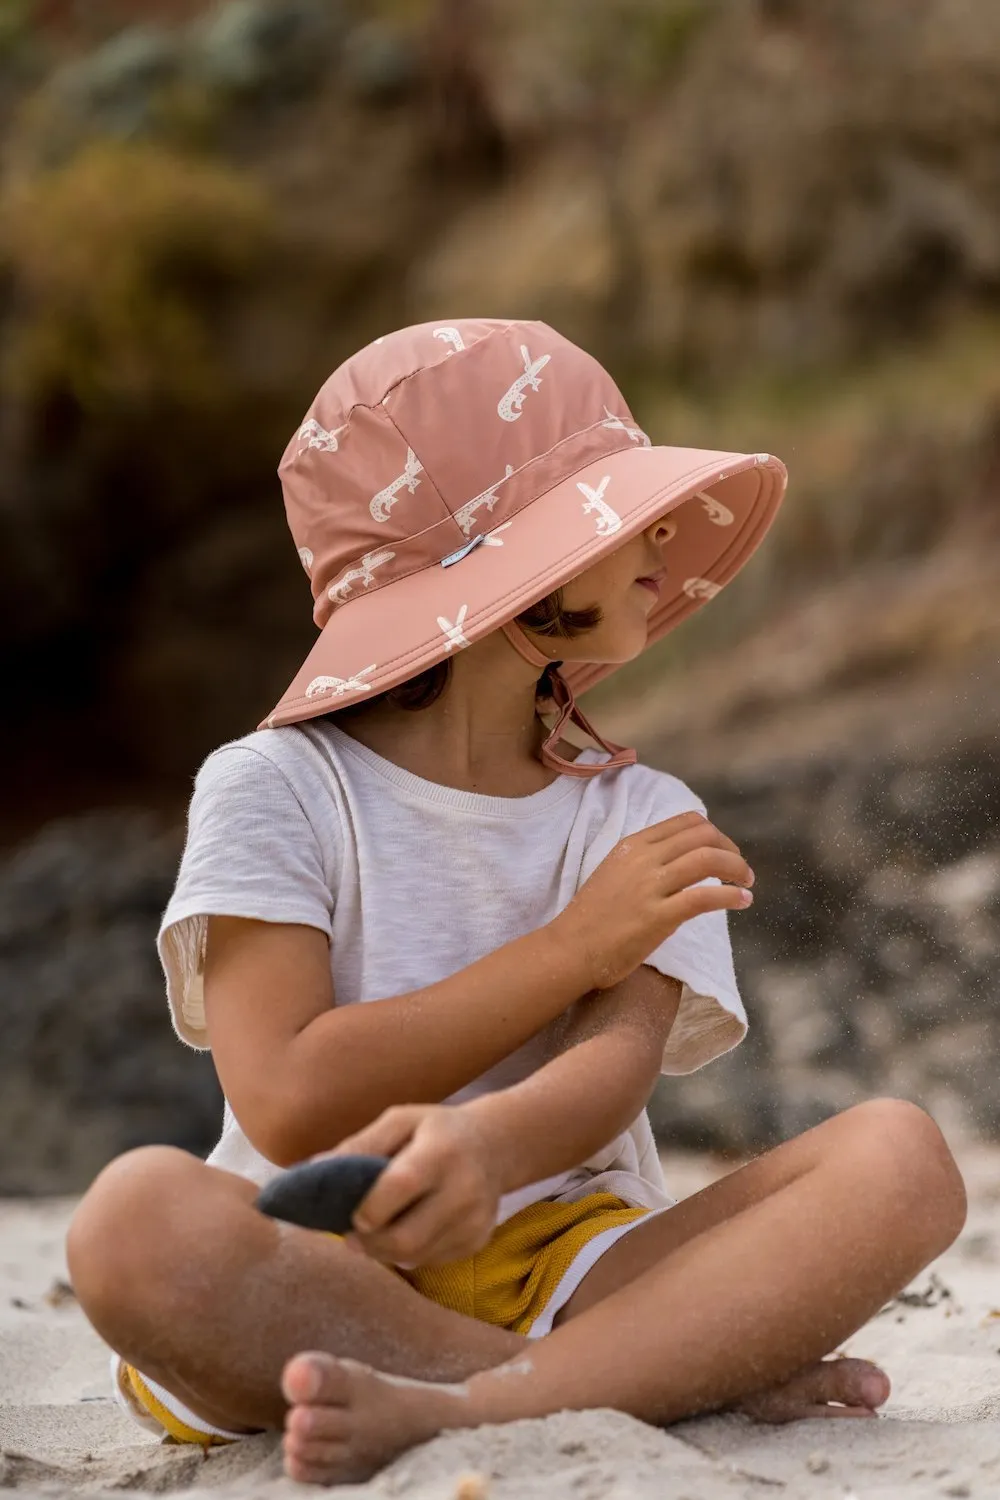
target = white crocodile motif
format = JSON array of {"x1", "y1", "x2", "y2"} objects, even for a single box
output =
[
  {"x1": 305, "y1": 664, "x2": 378, "y2": 699},
  {"x1": 683, "y1": 577, "x2": 721, "y2": 601},
  {"x1": 433, "y1": 327, "x2": 466, "y2": 352},
  {"x1": 370, "y1": 448, "x2": 423, "y2": 523},
  {"x1": 297, "y1": 546, "x2": 314, "y2": 574},
  {"x1": 297, "y1": 418, "x2": 345, "y2": 454},
  {"x1": 437, "y1": 605, "x2": 470, "y2": 651},
  {"x1": 696, "y1": 490, "x2": 734, "y2": 526},
  {"x1": 454, "y1": 465, "x2": 515, "y2": 536},
  {"x1": 327, "y1": 549, "x2": 396, "y2": 605},
  {"x1": 497, "y1": 345, "x2": 551, "y2": 422},
  {"x1": 482, "y1": 521, "x2": 512, "y2": 547},
  {"x1": 577, "y1": 475, "x2": 622, "y2": 537},
  {"x1": 601, "y1": 406, "x2": 650, "y2": 446}
]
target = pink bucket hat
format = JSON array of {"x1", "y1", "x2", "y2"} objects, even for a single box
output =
[{"x1": 262, "y1": 318, "x2": 786, "y2": 775}]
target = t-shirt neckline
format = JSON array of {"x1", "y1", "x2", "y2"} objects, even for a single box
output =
[{"x1": 313, "y1": 721, "x2": 606, "y2": 818}]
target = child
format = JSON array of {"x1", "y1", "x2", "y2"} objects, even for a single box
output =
[{"x1": 67, "y1": 319, "x2": 966, "y2": 1486}]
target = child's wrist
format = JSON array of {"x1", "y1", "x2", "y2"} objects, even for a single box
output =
[
  {"x1": 538, "y1": 912, "x2": 599, "y2": 997},
  {"x1": 459, "y1": 1094, "x2": 528, "y2": 1196}
]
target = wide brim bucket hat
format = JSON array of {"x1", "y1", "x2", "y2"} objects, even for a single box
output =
[{"x1": 262, "y1": 318, "x2": 786, "y2": 773}]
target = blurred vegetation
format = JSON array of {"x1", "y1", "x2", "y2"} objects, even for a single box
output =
[
  {"x1": 2, "y1": 141, "x2": 270, "y2": 409},
  {"x1": 1, "y1": 0, "x2": 999, "y2": 817}
]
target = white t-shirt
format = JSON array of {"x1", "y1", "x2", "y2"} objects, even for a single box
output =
[{"x1": 158, "y1": 720, "x2": 746, "y2": 1220}]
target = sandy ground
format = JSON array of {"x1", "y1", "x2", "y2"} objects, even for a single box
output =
[{"x1": 2, "y1": 1150, "x2": 1000, "y2": 1500}]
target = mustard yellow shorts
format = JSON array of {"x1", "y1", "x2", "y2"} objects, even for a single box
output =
[{"x1": 113, "y1": 1192, "x2": 652, "y2": 1446}]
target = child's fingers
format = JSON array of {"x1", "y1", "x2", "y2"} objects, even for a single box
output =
[
  {"x1": 663, "y1": 882, "x2": 753, "y2": 927},
  {"x1": 648, "y1": 823, "x2": 744, "y2": 868},
  {"x1": 352, "y1": 1136, "x2": 443, "y2": 1234},
  {"x1": 359, "y1": 1185, "x2": 467, "y2": 1265},
  {"x1": 414, "y1": 1215, "x2": 494, "y2": 1268},
  {"x1": 658, "y1": 847, "x2": 753, "y2": 895},
  {"x1": 643, "y1": 812, "x2": 740, "y2": 855},
  {"x1": 329, "y1": 1104, "x2": 426, "y2": 1162},
  {"x1": 367, "y1": 1193, "x2": 492, "y2": 1268}
]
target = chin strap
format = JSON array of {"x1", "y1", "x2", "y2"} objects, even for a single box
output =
[{"x1": 500, "y1": 621, "x2": 637, "y2": 778}]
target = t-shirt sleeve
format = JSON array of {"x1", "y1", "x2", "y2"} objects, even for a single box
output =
[
  {"x1": 158, "y1": 745, "x2": 335, "y2": 1049},
  {"x1": 629, "y1": 770, "x2": 747, "y2": 1075}
]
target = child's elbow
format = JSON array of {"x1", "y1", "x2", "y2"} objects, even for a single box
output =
[
  {"x1": 229, "y1": 1086, "x2": 322, "y2": 1170},
  {"x1": 242, "y1": 1090, "x2": 366, "y2": 1169}
]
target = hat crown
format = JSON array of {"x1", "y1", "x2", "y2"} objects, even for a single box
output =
[{"x1": 279, "y1": 319, "x2": 648, "y2": 628}]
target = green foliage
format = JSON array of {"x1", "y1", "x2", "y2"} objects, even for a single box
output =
[
  {"x1": 0, "y1": 140, "x2": 272, "y2": 411},
  {"x1": 0, "y1": 0, "x2": 38, "y2": 62},
  {"x1": 543, "y1": 0, "x2": 714, "y2": 101}
]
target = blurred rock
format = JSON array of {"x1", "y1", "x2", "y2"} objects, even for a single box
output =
[
  {"x1": 46, "y1": 24, "x2": 183, "y2": 140},
  {"x1": 4, "y1": 729, "x2": 999, "y2": 1192},
  {"x1": 31, "y1": 0, "x2": 341, "y2": 155},
  {"x1": 0, "y1": 812, "x2": 222, "y2": 1195},
  {"x1": 339, "y1": 22, "x2": 418, "y2": 106},
  {"x1": 189, "y1": 0, "x2": 343, "y2": 103},
  {"x1": 3, "y1": 0, "x2": 1000, "y2": 1181}
]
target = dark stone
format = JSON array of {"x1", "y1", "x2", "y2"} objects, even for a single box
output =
[
  {"x1": 0, "y1": 811, "x2": 222, "y2": 1195},
  {"x1": 257, "y1": 1155, "x2": 389, "y2": 1234}
]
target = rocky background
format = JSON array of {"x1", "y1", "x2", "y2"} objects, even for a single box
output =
[{"x1": 2, "y1": 0, "x2": 999, "y2": 1190}]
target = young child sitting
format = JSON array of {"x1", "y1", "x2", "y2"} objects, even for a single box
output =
[{"x1": 67, "y1": 319, "x2": 966, "y2": 1485}]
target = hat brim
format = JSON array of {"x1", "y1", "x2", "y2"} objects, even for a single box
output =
[{"x1": 261, "y1": 444, "x2": 786, "y2": 729}]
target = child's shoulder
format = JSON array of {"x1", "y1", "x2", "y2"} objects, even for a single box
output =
[
  {"x1": 196, "y1": 724, "x2": 310, "y2": 780},
  {"x1": 192, "y1": 723, "x2": 343, "y2": 806},
  {"x1": 608, "y1": 755, "x2": 708, "y2": 820}
]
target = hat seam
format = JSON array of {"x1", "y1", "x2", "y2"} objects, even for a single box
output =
[
  {"x1": 313, "y1": 417, "x2": 641, "y2": 621},
  {"x1": 291, "y1": 322, "x2": 521, "y2": 453},
  {"x1": 381, "y1": 405, "x2": 467, "y2": 552},
  {"x1": 272, "y1": 452, "x2": 759, "y2": 715}
]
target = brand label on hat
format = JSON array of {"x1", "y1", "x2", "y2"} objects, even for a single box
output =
[{"x1": 440, "y1": 535, "x2": 487, "y2": 568}]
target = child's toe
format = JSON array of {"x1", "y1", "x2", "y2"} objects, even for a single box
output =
[{"x1": 281, "y1": 1349, "x2": 351, "y2": 1408}]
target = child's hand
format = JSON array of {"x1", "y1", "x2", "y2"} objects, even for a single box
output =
[
  {"x1": 320, "y1": 1104, "x2": 502, "y2": 1268},
  {"x1": 554, "y1": 810, "x2": 755, "y2": 991}
]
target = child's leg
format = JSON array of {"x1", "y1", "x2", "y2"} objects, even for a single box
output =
[
  {"x1": 67, "y1": 1146, "x2": 523, "y2": 1435},
  {"x1": 282, "y1": 1099, "x2": 966, "y2": 1484}
]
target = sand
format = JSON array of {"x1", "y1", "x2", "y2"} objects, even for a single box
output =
[{"x1": 3, "y1": 1150, "x2": 1000, "y2": 1500}]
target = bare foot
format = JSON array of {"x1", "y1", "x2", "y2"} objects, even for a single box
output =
[
  {"x1": 281, "y1": 1351, "x2": 474, "y2": 1485},
  {"x1": 737, "y1": 1357, "x2": 891, "y2": 1423},
  {"x1": 280, "y1": 1348, "x2": 893, "y2": 1482}
]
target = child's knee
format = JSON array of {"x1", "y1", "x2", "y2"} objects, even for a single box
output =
[
  {"x1": 840, "y1": 1098, "x2": 967, "y2": 1249},
  {"x1": 67, "y1": 1146, "x2": 210, "y2": 1342}
]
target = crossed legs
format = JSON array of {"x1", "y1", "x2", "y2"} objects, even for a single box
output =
[{"x1": 68, "y1": 1099, "x2": 966, "y2": 1484}]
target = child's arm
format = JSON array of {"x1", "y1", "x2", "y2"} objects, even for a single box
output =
[
  {"x1": 204, "y1": 912, "x2": 592, "y2": 1167},
  {"x1": 315, "y1": 965, "x2": 683, "y2": 1268},
  {"x1": 466, "y1": 963, "x2": 683, "y2": 1190},
  {"x1": 206, "y1": 810, "x2": 751, "y2": 1168}
]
